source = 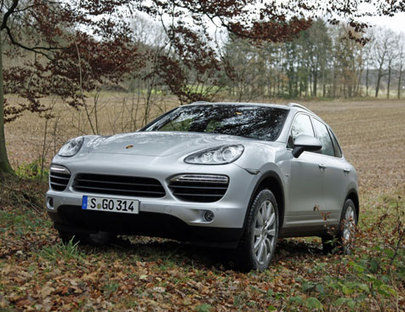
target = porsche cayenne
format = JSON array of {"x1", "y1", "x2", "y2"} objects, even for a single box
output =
[{"x1": 46, "y1": 102, "x2": 359, "y2": 270}]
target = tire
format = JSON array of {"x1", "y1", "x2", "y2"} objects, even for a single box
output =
[
  {"x1": 322, "y1": 199, "x2": 358, "y2": 254},
  {"x1": 58, "y1": 230, "x2": 89, "y2": 245},
  {"x1": 236, "y1": 189, "x2": 279, "y2": 271}
]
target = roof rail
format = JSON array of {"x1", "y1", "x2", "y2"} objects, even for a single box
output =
[
  {"x1": 190, "y1": 101, "x2": 210, "y2": 105},
  {"x1": 288, "y1": 103, "x2": 314, "y2": 114}
]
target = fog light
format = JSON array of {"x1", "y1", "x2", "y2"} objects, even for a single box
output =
[
  {"x1": 47, "y1": 197, "x2": 54, "y2": 209},
  {"x1": 203, "y1": 210, "x2": 215, "y2": 222}
]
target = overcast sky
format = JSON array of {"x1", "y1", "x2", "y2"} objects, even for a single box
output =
[{"x1": 365, "y1": 12, "x2": 405, "y2": 34}]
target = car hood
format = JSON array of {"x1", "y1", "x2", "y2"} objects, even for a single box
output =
[{"x1": 84, "y1": 132, "x2": 250, "y2": 157}]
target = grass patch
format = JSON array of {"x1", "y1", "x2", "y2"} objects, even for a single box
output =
[
  {"x1": 283, "y1": 194, "x2": 405, "y2": 311},
  {"x1": 40, "y1": 238, "x2": 84, "y2": 263},
  {"x1": 15, "y1": 159, "x2": 49, "y2": 181}
]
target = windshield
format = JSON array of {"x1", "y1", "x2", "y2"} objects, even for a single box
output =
[{"x1": 143, "y1": 105, "x2": 288, "y2": 141}]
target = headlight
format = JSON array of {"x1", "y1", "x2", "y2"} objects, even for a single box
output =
[
  {"x1": 58, "y1": 137, "x2": 84, "y2": 157},
  {"x1": 185, "y1": 145, "x2": 244, "y2": 165}
]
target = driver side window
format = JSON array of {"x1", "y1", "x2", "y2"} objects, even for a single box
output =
[
  {"x1": 288, "y1": 114, "x2": 315, "y2": 148},
  {"x1": 311, "y1": 118, "x2": 335, "y2": 157}
]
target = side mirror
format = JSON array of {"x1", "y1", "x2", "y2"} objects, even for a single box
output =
[{"x1": 292, "y1": 135, "x2": 322, "y2": 158}]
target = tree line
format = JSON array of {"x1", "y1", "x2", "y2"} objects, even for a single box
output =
[
  {"x1": 221, "y1": 21, "x2": 405, "y2": 100},
  {"x1": 127, "y1": 18, "x2": 405, "y2": 102}
]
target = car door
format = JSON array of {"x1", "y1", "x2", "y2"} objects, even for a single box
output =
[
  {"x1": 286, "y1": 113, "x2": 325, "y2": 227},
  {"x1": 311, "y1": 118, "x2": 348, "y2": 224}
]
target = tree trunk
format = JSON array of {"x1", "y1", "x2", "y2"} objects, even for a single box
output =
[
  {"x1": 355, "y1": 67, "x2": 363, "y2": 97},
  {"x1": 387, "y1": 62, "x2": 391, "y2": 99},
  {"x1": 321, "y1": 64, "x2": 326, "y2": 97},
  {"x1": 365, "y1": 66, "x2": 369, "y2": 97},
  {"x1": 375, "y1": 65, "x2": 383, "y2": 98},
  {"x1": 313, "y1": 70, "x2": 317, "y2": 97},
  {"x1": 398, "y1": 66, "x2": 403, "y2": 99},
  {"x1": 0, "y1": 31, "x2": 14, "y2": 175},
  {"x1": 312, "y1": 59, "x2": 318, "y2": 97}
]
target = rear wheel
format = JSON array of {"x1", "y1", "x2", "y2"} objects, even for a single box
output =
[
  {"x1": 237, "y1": 189, "x2": 279, "y2": 271},
  {"x1": 322, "y1": 199, "x2": 357, "y2": 254}
]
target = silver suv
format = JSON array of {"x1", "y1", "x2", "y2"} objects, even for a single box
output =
[{"x1": 46, "y1": 102, "x2": 358, "y2": 270}]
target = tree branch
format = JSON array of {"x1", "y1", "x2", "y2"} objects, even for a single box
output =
[
  {"x1": 1, "y1": 0, "x2": 19, "y2": 30},
  {"x1": 13, "y1": 1, "x2": 60, "y2": 14},
  {"x1": 1, "y1": 0, "x2": 62, "y2": 58},
  {"x1": 2, "y1": 24, "x2": 55, "y2": 59}
]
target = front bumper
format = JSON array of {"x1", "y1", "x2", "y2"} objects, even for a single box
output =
[{"x1": 46, "y1": 153, "x2": 259, "y2": 243}]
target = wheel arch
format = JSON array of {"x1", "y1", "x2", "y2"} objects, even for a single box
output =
[
  {"x1": 244, "y1": 171, "x2": 285, "y2": 230},
  {"x1": 346, "y1": 189, "x2": 359, "y2": 221}
]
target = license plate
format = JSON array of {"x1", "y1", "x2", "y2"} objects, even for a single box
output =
[{"x1": 82, "y1": 196, "x2": 139, "y2": 214}]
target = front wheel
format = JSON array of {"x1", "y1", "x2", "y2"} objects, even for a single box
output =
[
  {"x1": 323, "y1": 199, "x2": 358, "y2": 254},
  {"x1": 237, "y1": 189, "x2": 279, "y2": 271}
]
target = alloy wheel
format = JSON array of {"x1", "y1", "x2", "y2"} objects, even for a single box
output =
[
  {"x1": 253, "y1": 200, "x2": 277, "y2": 265},
  {"x1": 342, "y1": 205, "x2": 356, "y2": 253}
]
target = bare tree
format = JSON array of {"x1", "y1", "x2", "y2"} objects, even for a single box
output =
[
  {"x1": 385, "y1": 33, "x2": 400, "y2": 99},
  {"x1": 130, "y1": 14, "x2": 168, "y2": 126},
  {"x1": 362, "y1": 35, "x2": 374, "y2": 97},
  {"x1": 396, "y1": 35, "x2": 405, "y2": 99},
  {"x1": 372, "y1": 28, "x2": 397, "y2": 98}
]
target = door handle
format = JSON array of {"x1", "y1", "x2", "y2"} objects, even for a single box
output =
[
  {"x1": 343, "y1": 168, "x2": 351, "y2": 174},
  {"x1": 318, "y1": 164, "x2": 326, "y2": 170}
]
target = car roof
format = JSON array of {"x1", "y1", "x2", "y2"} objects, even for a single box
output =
[
  {"x1": 187, "y1": 101, "x2": 315, "y2": 114},
  {"x1": 186, "y1": 101, "x2": 289, "y2": 110}
]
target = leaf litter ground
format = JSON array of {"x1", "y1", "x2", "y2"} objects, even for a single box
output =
[{"x1": 1, "y1": 99, "x2": 404, "y2": 311}]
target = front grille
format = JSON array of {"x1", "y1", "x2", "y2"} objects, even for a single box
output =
[
  {"x1": 72, "y1": 173, "x2": 165, "y2": 198},
  {"x1": 169, "y1": 180, "x2": 229, "y2": 202},
  {"x1": 50, "y1": 170, "x2": 71, "y2": 191}
]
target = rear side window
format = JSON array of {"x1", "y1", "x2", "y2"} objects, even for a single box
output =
[
  {"x1": 311, "y1": 118, "x2": 335, "y2": 157},
  {"x1": 288, "y1": 114, "x2": 314, "y2": 147},
  {"x1": 329, "y1": 129, "x2": 343, "y2": 158}
]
